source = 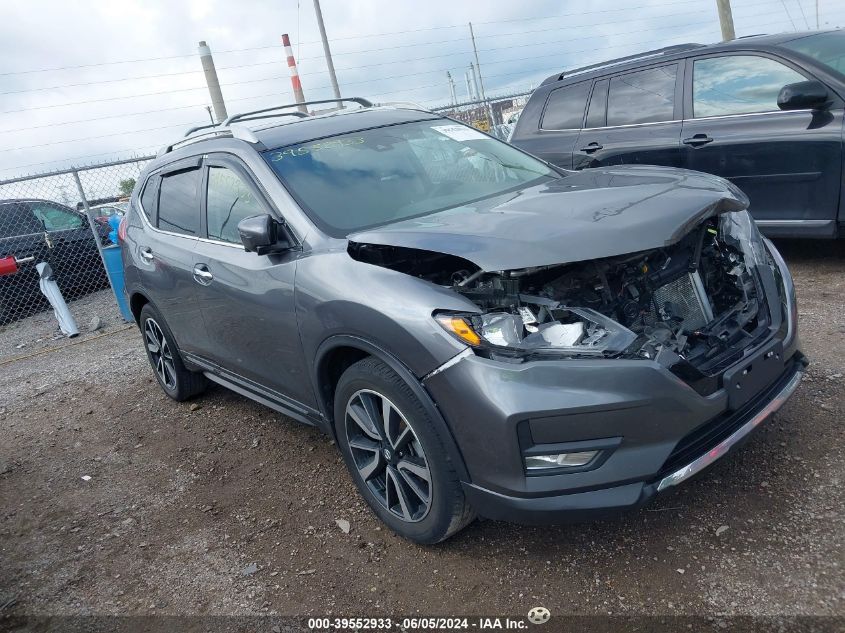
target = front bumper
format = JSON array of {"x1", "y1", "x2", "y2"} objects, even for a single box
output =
[
  {"x1": 422, "y1": 242, "x2": 805, "y2": 523},
  {"x1": 457, "y1": 359, "x2": 804, "y2": 524}
]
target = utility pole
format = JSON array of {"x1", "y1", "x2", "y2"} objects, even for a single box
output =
[
  {"x1": 469, "y1": 63, "x2": 480, "y2": 101},
  {"x1": 198, "y1": 41, "x2": 228, "y2": 122},
  {"x1": 205, "y1": 106, "x2": 214, "y2": 124},
  {"x1": 313, "y1": 0, "x2": 342, "y2": 109},
  {"x1": 715, "y1": 0, "x2": 736, "y2": 41},
  {"x1": 816, "y1": 0, "x2": 820, "y2": 28},
  {"x1": 446, "y1": 71, "x2": 457, "y2": 104},
  {"x1": 468, "y1": 22, "x2": 496, "y2": 125},
  {"x1": 465, "y1": 71, "x2": 474, "y2": 100},
  {"x1": 282, "y1": 33, "x2": 307, "y2": 113}
]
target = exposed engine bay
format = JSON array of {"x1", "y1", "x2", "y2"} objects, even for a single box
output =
[{"x1": 348, "y1": 212, "x2": 772, "y2": 378}]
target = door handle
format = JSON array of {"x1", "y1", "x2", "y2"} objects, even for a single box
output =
[
  {"x1": 579, "y1": 142, "x2": 603, "y2": 153},
  {"x1": 139, "y1": 247, "x2": 154, "y2": 262},
  {"x1": 682, "y1": 134, "x2": 714, "y2": 147},
  {"x1": 193, "y1": 264, "x2": 213, "y2": 285}
]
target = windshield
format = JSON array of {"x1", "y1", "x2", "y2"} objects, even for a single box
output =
[
  {"x1": 262, "y1": 118, "x2": 557, "y2": 236},
  {"x1": 781, "y1": 31, "x2": 845, "y2": 76}
]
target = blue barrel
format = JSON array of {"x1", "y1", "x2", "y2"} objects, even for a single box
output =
[
  {"x1": 101, "y1": 245, "x2": 133, "y2": 322},
  {"x1": 108, "y1": 214, "x2": 121, "y2": 245}
]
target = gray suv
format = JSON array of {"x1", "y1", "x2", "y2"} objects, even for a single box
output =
[{"x1": 121, "y1": 99, "x2": 805, "y2": 543}]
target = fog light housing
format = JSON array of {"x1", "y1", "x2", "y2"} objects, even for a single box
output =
[{"x1": 525, "y1": 450, "x2": 598, "y2": 471}]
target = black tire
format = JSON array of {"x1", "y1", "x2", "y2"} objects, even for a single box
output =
[
  {"x1": 139, "y1": 303, "x2": 207, "y2": 401},
  {"x1": 333, "y1": 356, "x2": 475, "y2": 544}
]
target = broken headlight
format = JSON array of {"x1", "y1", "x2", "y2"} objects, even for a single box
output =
[
  {"x1": 435, "y1": 306, "x2": 637, "y2": 357},
  {"x1": 720, "y1": 210, "x2": 769, "y2": 268}
]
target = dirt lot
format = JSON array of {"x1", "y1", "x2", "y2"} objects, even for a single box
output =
[{"x1": 1, "y1": 241, "x2": 843, "y2": 626}]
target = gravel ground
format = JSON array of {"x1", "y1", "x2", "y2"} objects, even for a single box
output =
[
  {"x1": 0, "y1": 240, "x2": 842, "y2": 626},
  {"x1": 0, "y1": 289, "x2": 130, "y2": 363}
]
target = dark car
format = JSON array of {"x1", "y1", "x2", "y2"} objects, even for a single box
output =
[
  {"x1": 121, "y1": 99, "x2": 804, "y2": 543},
  {"x1": 509, "y1": 30, "x2": 845, "y2": 239},
  {"x1": 0, "y1": 199, "x2": 109, "y2": 324}
]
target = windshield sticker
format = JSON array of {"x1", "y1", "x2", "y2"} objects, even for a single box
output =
[
  {"x1": 431, "y1": 124, "x2": 489, "y2": 142},
  {"x1": 269, "y1": 136, "x2": 365, "y2": 161}
]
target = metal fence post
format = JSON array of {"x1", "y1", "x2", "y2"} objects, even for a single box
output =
[
  {"x1": 71, "y1": 169, "x2": 131, "y2": 322},
  {"x1": 71, "y1": 169, "x2": 107, "y2": 268}
]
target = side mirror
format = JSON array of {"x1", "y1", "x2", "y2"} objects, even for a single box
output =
[
  {"x1": 777, "y1": 80, "x2": 830, "y2": 111},
  {"x1": 237, "y1": 214, "x2": 294, "y2": 255}
]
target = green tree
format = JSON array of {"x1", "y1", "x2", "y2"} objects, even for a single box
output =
[{"x1": 118, "y1": 178, "x2": 136, "y2": 197}]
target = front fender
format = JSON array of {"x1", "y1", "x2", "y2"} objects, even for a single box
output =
[
  {"x1": 311, "y1": 333, "x2": 471, "y2": 483},
  {"x1": 295, "y1": 250, "x2": 473, "y2": 380}
]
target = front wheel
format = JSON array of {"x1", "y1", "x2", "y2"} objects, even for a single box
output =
[
  {"x1": 333, "y1": 357, "x2": 475, "y2": 544},
  {"x1": 139, "y1": 303, "x2": 207, "y2": 401}
]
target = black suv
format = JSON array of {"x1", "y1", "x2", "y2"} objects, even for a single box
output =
[
  {"x1": 122, "y1": 100, "x2": 803, "y2": 543},
  {"x1": 510, "y1": 30, "x2": 845, "y2": 239},
  {"x1": 0, "y1": 199, "x2": 109, "y2": 323}
]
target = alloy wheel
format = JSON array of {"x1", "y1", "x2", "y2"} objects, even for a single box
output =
[
  {"x1": 344, "y1": 389, "x2": 432, "y2": 522},
  {"x1": 144, "y1": 318, "x2": 177, "y2": 390}
]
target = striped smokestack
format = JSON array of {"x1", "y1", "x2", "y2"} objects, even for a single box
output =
[{"x1": 282, "y1": 34, "x2": 307, "y2": 113}]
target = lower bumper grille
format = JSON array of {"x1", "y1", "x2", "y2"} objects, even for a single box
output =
[{"x1": 656, "y1": 357, "x2": 802, "y2": 479}]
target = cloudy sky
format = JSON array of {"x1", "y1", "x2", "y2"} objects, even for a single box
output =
[{"x1": 0, "y1": 0, "x2": 841, "y2": 179}]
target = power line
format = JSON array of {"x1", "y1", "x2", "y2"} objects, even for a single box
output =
[
  {"x1": 1, "y1": 3, "x2": 798, "y2": 115},
  {"x1": 0, "y1": 0, "x2": 795, "y2": 96},
  {"x1": 779, "y1": 0, "x2": 799, "y2": 29},
  {"x1": 2, "y1": 7, "x2": 840, "y2": 164},
  {"x1": 0, "y1": 0, "x2": 782, "y2": 78},
  {"x1": 0, "y1": 19, "x2": 785, "y2": 153},
  {"x1": 1, "y1": 121, "x2": 197, "y2": 153},
  {"x1": 793, "y1": 0, "x2": 811, "y2": 28},
  {"x1": 0, "y1": 8, "x2": 828, "y2": 139}
]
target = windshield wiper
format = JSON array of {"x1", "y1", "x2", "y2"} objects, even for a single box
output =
[{"x1": 473, "y1": 153, "x2": 549, "y2": 177}]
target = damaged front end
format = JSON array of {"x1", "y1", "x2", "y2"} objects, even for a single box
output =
[{"x1": 350, "y1": 210, "x2": 779, "y2": 395}]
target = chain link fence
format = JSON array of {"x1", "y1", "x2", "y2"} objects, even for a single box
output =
[
  {"x1": 0, "y1": 157, "x2": 153, "y2": 328},
  {"x1": 432, "y1": 91, "x2": 532, "y2": 140}
]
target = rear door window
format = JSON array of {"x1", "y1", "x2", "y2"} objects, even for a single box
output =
[
  {"x1": 157, "y1": 169, "x2": 200, "y2": 236},
  {"x1": 607, "y1": 65, "x2": 678, "y2": 126},
  {"x1": 692, "y1": 55, "x2": 806, "y2": 118},
  {"x1": 541, "y1": 82, "x2": 590, "y2": 129}
]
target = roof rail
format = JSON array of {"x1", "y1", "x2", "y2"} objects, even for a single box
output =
[
  {"x1": 183, "y1": 123, "x2": 219, "y2": 137},
  {"x1": 222, "y1": 97, "x2": 373, "y2": 126},
  {"x1": 555, "y1": 43, "x2": 703, "y2": 81},
  {"x1": 374, "y1": 100, "x2": 429, "y2": 110},
  {"x1": 158, "y1": 128, "x2": 233, "y2": 156},
  {"x1": 156, "y1": 97, "x2": 376, "y2": 157}
]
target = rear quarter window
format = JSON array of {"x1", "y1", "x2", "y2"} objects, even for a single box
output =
[{"x1": 139, "y1": 176, "x2": 158, "y2": 221}]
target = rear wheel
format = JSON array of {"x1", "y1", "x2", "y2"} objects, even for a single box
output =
[
  {"x1": 139, "y1": 304, "x2": 207, "y2": 401},
  {"x1": 334, "y1": 357, "x2": 475, "y2": 544}
]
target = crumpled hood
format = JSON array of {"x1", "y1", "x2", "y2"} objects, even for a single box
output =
[{"x1": 348, "y1": 165, "x2": 749, "y2": 271}]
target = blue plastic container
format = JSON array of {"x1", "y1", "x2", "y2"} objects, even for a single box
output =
[
  {"x1": 107, "y1": 214, "x2": 121, "y2": 245},
  {"x1": 101, "y1": 245, "x2": 133, "y2": 322}
]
